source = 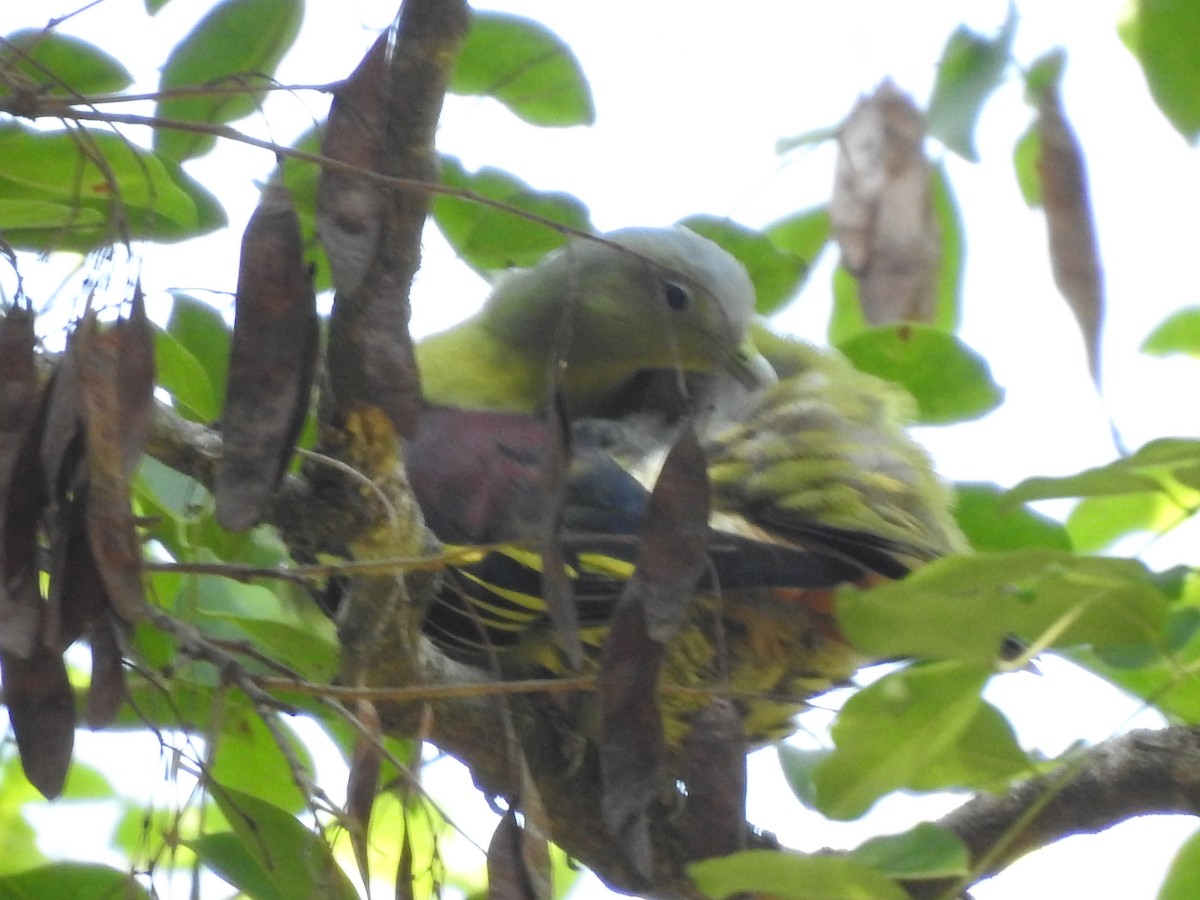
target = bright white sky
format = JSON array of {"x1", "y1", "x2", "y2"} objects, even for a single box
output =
[{"x1": 8, "y1": 0, "x2": 1200, "y2": 897}]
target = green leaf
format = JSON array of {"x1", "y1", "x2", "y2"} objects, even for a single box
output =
[
  {"x1": 433, "y1": 156, "x2": 592, "y2": 272},
  {"x1": 0, "y1": 199, "x2": 104, "y2": 231},
  {"x1": 0, "y1": 757, "x2": 46, "y2": 875},
  {"x1": 155, "y1": 0, "x2": 305, "y2": 161},
  {"x1": 168, "y1": 293, "x2": 232, "y2": 403},
  {"x1": 273, "y1": 127, "x2": 332, "y2": 292},
  {"x1": 813, "y1": 662, "x2": 1028, "y2": 819},
  {"x1": 1120, "y1": 0, "x2": 1200, "y2": 143},
  {"x1": 838, "y1": 550, "x2": 1171, "y2": 663},
  {"x1": 679, "y1": 215, "x2": 810, "y2": 315},
  {"x1": 1143, "y1": 307, "x2": 1200, "y2": 358},
  {"x1": 209, "y1": 710, "x2": 313, "y2": 814},
  {"x1": 930, "y1": 164, "x2": 964, "y2": 333},
  {"x1": 205, "y1": 610, "x2": 339, "y2": 683},
  {"x1": 208, "y1": 786, "x2": 358, "y2": 900},
  {"x1": 1160, "y1": 826, "x2": 1200, "y2": 900},
  {"x1": 1008, "y1": 438, "x2": 1200, "y2": 505},
  {"x1": 836, "y1": 324, "x2": 1003, "y2": 424},
  {"x1": 1067, "y1": 491, "x2": 1193, "y2": 553},
  {"x1": 926, "y1": 5, "x2": 1017, "y2": 160},
  {"x1": 1013, "y1": 123, "x2": 1041, "y2": 207},
  {"x1": 1024, "y1": 48, "x2": 1067, "y2": 102},
  {"x1": 766, "y1": 207, "x2": 830, "y2": 271},
  {"x1": 193, "y1": 831, "x2": 287, "y2": 900},
  {"x1": 776, "y1": 744, "x2": 831, "y2": 810},
  {"x1": 135, "y1": 455, "x2": 211, "y2": 535},
  {"x1": 154, "y1": 325, "x2": 218, "y2": 421},
  {"x1": 954, "y1": 482, "x2": 1072, "y2": 552},
  {"x1": 829, "y1": 265, "x2": 871, "y2": 345},
  {"x1": 0, "y1": 124, "x2": 206, "y2": 251},
  {"x1": 852, "y1": 823, "x2": 969, "y2": 880},
  {"x1": 689, "y1": 849, "x2": 908, "y2": 900},
  {"x1": 0, "y1": 30, "x2": 133, "y2": 95},
  {"x1": 0, "y1": 863, "x2": 151, "y2": 900},
  {"x1": 1068, "y1": 623, "x2": 1200, "y2": 724},
  {"x1": 451, "y1": 11, "x2": 594, "y2": 127}
]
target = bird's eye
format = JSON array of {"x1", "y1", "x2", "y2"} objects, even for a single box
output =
[{"x1": 663, "y1": 281, "x2": 691, "y2": 311}]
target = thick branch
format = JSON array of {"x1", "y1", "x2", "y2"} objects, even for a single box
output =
[{"x1": 937, "y1": 726, "x2": 1200, "y2": 881}]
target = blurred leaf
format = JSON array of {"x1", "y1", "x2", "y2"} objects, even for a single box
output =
[
  {"x1": 1068, "y1": 597, "x2": 1200, "y2": 724},
  {"x1": 852, "y1": 823, "x2": 969, "y2": 880},
  {"x1": 839, "y1": 550, "x2": 1171, "y2": 663},
  {"x1": 154, "y1": 325, "x2": 218, "y2": 421},
  {"x1": 926, "y1": 6, "x2": 1017, "y2": 160},
  {"x1": 0, "y1": 30, "x2": 132, "y2": 95},
  {"x1": 765, "y1": 206, "x2": 830, "y2": 305},
  {"x1": 689, "y1": 849, "x2": 907, "y2": 900},
  {"x1": 205, "y1": 610, "x2": 339, "y2": 683},
  {"x1": 955, "y1": 482, "x2": 1072, "y2": 552},
  {"x1": 1120, "y1": 0, "x2": 1200, "y2": 143},
  {"x1": 273, "y1": 127, "x2": 331, "y2": 292},
  {"x1": 1160, "y1": 826, "x2": 1200, "y2": 900},
  {"x1": 192, "y1": 831, "x2": 287, "y2": 900},
  {"x1": 776, "y1": 744, "x2": 830, "y2": 810},
  {"x1": 828, "y1": 265, "x2": 871, "y2": 345},
  {"x1": 0, "y1": 199, "x2": 103, "y2": 232},
  {"x1": 135, "y1": 454, "x2": 211, "y2": 528},
  {"x1": 208, "y1": 710, "x2": 313, "y2": 815},
  {"x1": 1143, "y1": 307, "x2": 1200, "y2": 358},
  {"x1": 0, "y1": 863, "x2": 151, "y2": 899},
  {"x1": 930, "y1": 163, "x2": 964, "y2": 332},
  {"x1": 434, "y1": 156, "x2": 592, "y2": 272},
  {"x1": 813, "y1": 662, "x2": 1028, "y2": 819},
  {"x1": 0, "y1": 125, "x2": 208, "y2": 251},
  {"x1": 1067, "y1": 491, "x2": 1194, "y2": 554},
  {"x1": 837, "y1": 324, "x2": 1002, "y2": 424},
  {"x1": 207, "y1": 787, "x2": 358, "y2": 900},
  {"x1": 1013, "y1": 123, "x2": 1041, "y2": 207},
  {"x1": 167, "y1": 293, "x2": 232, "y2": 404},
  {"x1": 451, "y1": 11, "x2": 594, "y2": 127},
  {"x1": 1024, "y1": 49, "x2": 1067, "y2": 101},
  {"x1": 680, "y1": 215, "x2": 810, "y2": 315},
  {"x1": 1009, "y1": 438, "x2": 1200, "y2": 505},
  {"x1": 0, "y1": 757, "x2": 48, "y2": 875},
  {"x1": 155, "y1": 0, "x2": 305, "y2": 161}
]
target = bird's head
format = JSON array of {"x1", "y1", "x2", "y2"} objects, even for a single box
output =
[{"x1": 483, "y1": 227, "x2": 772, "y2": 413}]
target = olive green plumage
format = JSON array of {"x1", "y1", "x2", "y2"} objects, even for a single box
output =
[
  {"x1": 415, "y1": 227, "x2": 772, "y2": 415},
  {"x1": 705, "y1": 324, "x2": 965, "y2": 565},
  {"x1": 655, "y1": 329, "x2": 965, "y2": 748}
]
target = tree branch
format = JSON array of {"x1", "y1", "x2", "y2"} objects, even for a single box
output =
[{"x1": 931, "y1": 726, "x2": 1200, "y2": 889}]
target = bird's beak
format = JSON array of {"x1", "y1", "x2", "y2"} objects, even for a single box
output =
[{"x1": 726, "y1": 339, "x2": 778, "y2": 389}]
